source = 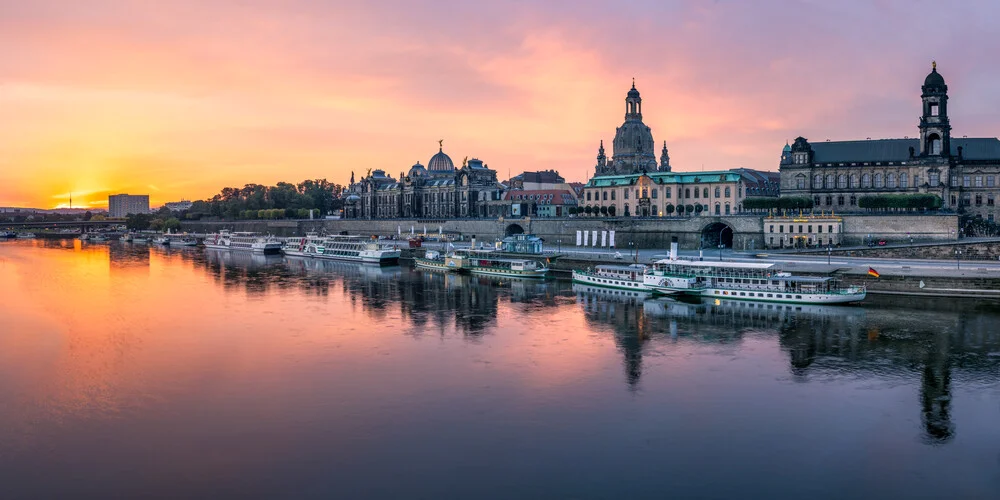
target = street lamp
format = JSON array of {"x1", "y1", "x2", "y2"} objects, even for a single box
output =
[
  {"x1": 557, "y1": 239, "x2": 561, "y2": 252},
  {"x1": 956, "y1": 249, "x2": 961, "y2": 269},
  {"x1": 827, "y1": 246, "x2": 832, "y2": 265},
  {"x1": 629, "y1": 241, "x2": 636, "y2": 263}
]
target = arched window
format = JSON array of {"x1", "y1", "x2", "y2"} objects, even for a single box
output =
[
  {"x1": 862, "y1": 174, "x2": 871, "y2": 188},
  {"x1": 665, "y1": 188, "x2": 671, "y2": 198},
  {"x1": 624, "y1": 189, "x2": 629, "y2": 200},
  {"x1": 825, "y1": 174, "x2": 835, "y2": 189},
  {"x1": 703, "y1": 188, "x2": 709, "y2": 198},
  {"x1": 814, "y1": 174, "x2": 823, "y2": 188},
  {"x1": 900, "y1": 173, "x2": 909, "y2": 188},
  {"x1": 887, "y1": 173, "x2": 896, "y2": 189},
  {"x1": 611, "y1": 191, "x2": 616, "y2": 200},
  {"x1": 714, "y1": 203, "x2": 721, "y2": 215},
  {"x1": 725, "y1": 187, "x2": 731, "y2": 197},
  {"x1": 927, "y1": 133, "x2": 942, "y2": 155},
  {"x1": 874, "y1": 173, "x2": 884, "y2": 188},
  {"x1": 850, "y1": 174, "x2": 859, "y2": 189},
  {"x1": 725, "y1": 203, "x2": 731, "y2": 215},
  {"x1": 603, "y1": 191, "x2": 608, "y2": 201},
  {"x1": 715, "y1": 187, "x2": 721, "y2": 197},
  {"x1": 837, "y1": 174, "x2": 847, "y2": 189},
  {"x1": 652, "y1": 189, "x2": 658, "y2": 199}
]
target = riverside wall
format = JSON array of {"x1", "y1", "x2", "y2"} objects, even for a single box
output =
[{"x1": 180, "y1": 213, "x2": 958, "y2": 251}]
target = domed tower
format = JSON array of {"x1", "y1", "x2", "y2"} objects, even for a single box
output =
[
  {"x1": 919, "y1": 61, "x2": 951, "y2": 157},
  {"x1": 659, "y1": 141, "x2": 671, "y2": 172},
  {"x1": 611, "y1": 80, "x2": 657, "y2": 174},
  {"x1": 595, "y1": 140, "x2": 607, "y2": 175},
  {"x1": 427, "y1": 140, "x2": 455, "y2": 173}
]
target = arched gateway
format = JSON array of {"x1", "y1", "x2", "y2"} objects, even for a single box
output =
[
  {"x1": 701, "y1": 222, "x2": 734, "y2": 248},
  {"x1": 505, "y1": 224, "x2": 525, "y2": 236}
]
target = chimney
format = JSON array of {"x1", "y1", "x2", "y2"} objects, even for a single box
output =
[{"x1": 670, "y1": 236, "x2": 678, "y2": 261}]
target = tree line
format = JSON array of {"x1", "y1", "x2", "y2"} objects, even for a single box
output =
[{"x1": 185, "y1": 179, "x2": 345, "y2": 220}]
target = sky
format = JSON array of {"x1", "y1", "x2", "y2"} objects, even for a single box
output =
[{"x1": 2, "y1": 0, "x2": 1000, "y2": 209}]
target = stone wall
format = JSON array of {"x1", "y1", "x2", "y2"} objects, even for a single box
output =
[
  {"x1": 179, "y1": 213, "x2": 956, "y2": 251},
  {"x1": 822, "y1": 240, "x2": 1000, "y2": 261}
]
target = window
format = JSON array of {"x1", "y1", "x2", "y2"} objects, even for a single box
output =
[
  {"x1": 694, "y1": 189, "x2": 700, "y2": 199},
  {"x1": 685, "y1": 188, "x2": 690, "y2": 198},
  {"x1": 874, "y1": 173, "x2": 884, "y2": 188},
  {"x1": 929, "y1": 135, "x2": 942, "y2": 155},
  {"x1": 900, "y1": 173, "x2": 908, "y2": 189},
  {"x1": 989, "y1": 195, "x2": 995, "y2": 206},
  {"x1": 798, "y1": 225, "x2": 803, "y2": 233},
  {"x1": 818, "y1": 225, "x2": 823, "y2": 233},
  {"x1": 779, "y1": 225, "x2": 784, "y2": 233},
  {"x1": 837, "y1": 195, "x2": 845, "y2": 206},
  {"x1": 769, "y1": 225, "x2": 774, "y2": 233},
  {"x1": 929, "y1": 102, "x2": 939, "y2": 116},
  {"x1": 814, "y1": 196, "x2": 821, "y2": 206},
  {"x1": 976, "y1": 194, "x2": 983, "y2": 206},
  {"x1": 814, "y1": 174, "x2": 823, "y2": 189},
  {"x1": 962, "y1": 194, "x2": 971, "y2": 206},
  {"x1": 725, "y1": 187, "x2": 731, "y2": 197},
  {"x1": 825, "y1": 174, "x2": 834, "y2": 189},
  {"x1": 652, "y1": 189, "x2": 658, "y2": 199},
  {"x1": 611, "y1": 191, "x2": 616, "y2": 200},
  {"x1": 703, "y1": 188, "x2": 709, "y2": 198},
  {"x1": 586, "y1": 192, "x2": 591, "y2": 201},
  {"x1": 715, "y1": 187, "x2": 721, "y2": 198},
  {"x1": 665, "y1": 188, "x2": 671, "y2": 198},
  {"x1": 714, "y1": 203, "x2": 720, "y2": 215},
  {"x1": 850, "y1": 174, "x2": 859, "y2": 189},
  {"x1": 951, "y1": 195, "x2": 957, "y2": 206},
  {"x1": 886, "y1": 173, "x2": 895, "y2": 188},
  {"x1": 862, "y1": 174, "x2": 871, "y2": 188},
  {"x1": 975, "y1": 175, "x2": 984, "y2": 187},
  {"x1": 989, "y1": 176, "x2": 996, "y2": 188},
  {"x1": 964, "y1": 175, "x2": 971, "y2": 188},
  {"x1": 837, "y1": 175, "x2": 847, "y2": 189},
  {"x1": 850, "y1": 195, "x2": 857, "y2": 206},
  {"x1": 825, "y1": 196, "x2": 833, "y2": 205},
  {"x1": 808, "y1": 225, "x2": 813, "y2": 233},
  {"x1": 929, "y1": 172, "x2": 940, "y2": 186},
  {"x1": 829, "y1": 225, "x2": 834, "y2": 233},
  {"x1": 624, "y1": 189, "x2": 629, "y2": 200},
  {"x1": 951, "y1": 175, "x2": 959, "y2": 186},
  {"x1": 725, "y1": 203, "x2": 731, "y2": 215}
]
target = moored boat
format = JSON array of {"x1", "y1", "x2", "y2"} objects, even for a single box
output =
[
  {"x1": 153, "y1": 236, "x2": 171, "y2": 245},
  {"x1": 296, "y1": 235, "x2": 400, "y2": 265},
  {"x1": 204, "y1": 230, "x2": 282, "y2": 254},
  {"x1": 644, "y1": 258, "x2": 866, "y2": 304},
  {"x1": 414, "y1": 249, "x2": 467, "y2": 272},
  {"x1": 281, "y1": 233, "x2": 326, "y2": 258},
  {"x1": 175, "y1": 237, "x2": 198, "y2": 246},
  {"x1": 16, "y1": 232, "x2": 35, "y2": 239},
  {"x1": 466, "y1": 256, "x2": 548, "y2": 278},
  {"x1": 120, "y1": 233, "x2": 134, "y2": 242},
  {"x1": 572, "y1": 264, "x2": 648, "y2": 291}
]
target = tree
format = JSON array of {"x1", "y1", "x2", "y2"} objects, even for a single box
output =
[
  {"x1": 584, "y1": 206, "x2": 593, "y2": 215},
  {"x1": 92, "y1": 214, "x2": 107, "y2": 221},
  {"x1": 163, "y1": 217, "x2": 181, "y2": 231},
  {"x1": 665, "y1": 203, "x2": 675, "y2": 215},
  {"x1": 125, "y1": 213, "x2": 152, "y2": 230},
  {"x1": 676, "y1": 205, "x2": 685, "y2": 214},
  {"x1": 600, "y1": 206, "x2": 609, "y2": 216},
  {"x1": 150, "y1": 218, "x2": 165, "y2": 231},
  {"x1": 694, "y1": 204, "x2": 704, "y2": 214},
  {"x1": 83, "y1": 211, "x2": 93, "y2": 221},
  {"x1": 685, "y1": 204, "x2": 695, "y2": 214},
  {"x1": 607, "y1": 205, "x2": 616, "y2": 216}
]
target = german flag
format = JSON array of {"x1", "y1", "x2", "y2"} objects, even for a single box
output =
[{"x1": 868, "y1": 267, "x2": 880, "y2": 278}]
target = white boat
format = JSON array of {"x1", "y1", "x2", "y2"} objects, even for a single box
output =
[
  {"x1": 16, "y1": 232, "x2": 35, "y2": 239},
  {"x1": 284, "y1": 235, "x2": 399, "y2": 264},
  {"x1": 153, "y1": 236, "x2": 171, "y2": 245},
  {"x1": 466, "y1": 256, "x2": 548, "y2": 278},
  {"x1": 203, "y1": 230, "x2": 282, "y2": 253},
  {"x1": 120, "y1": 233, "x2": 133, "y2": 242},
  {"x1": 132, "y1": 236, "x2": 150, "y2": 244},
  {"x1": 644, "y1": 258, "x2": 866, "y2": 304},
  {"x1": 90, "y1": 234, "x2": 109, "y2": 242},
  {"x1": 572, "y1": 264, "x2": 648, "y2": 291},
  {"x1": 414, "y1": 249, "x2": 467, "y2": 272},
  {"x1": 175, "y1": 237, "x2": 198, "y2": 246}
]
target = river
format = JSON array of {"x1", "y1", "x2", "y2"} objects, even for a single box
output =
[{"x1": 1, "y1": 239, "x2": 999, "y2": 499}]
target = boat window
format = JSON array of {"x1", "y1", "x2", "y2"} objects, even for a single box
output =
[
  {"x1": 740, "y1": 292, "x2": 746, "y2": 296},
  {"x1": 796, "y1": 295, "x2": 802, "y2": 299},
  {"x1": 786, "y1": 295, "x2": 792, "y2": 299},
  {"x1": 767, "y1": 294, "x2": 773, "y2": 298}
]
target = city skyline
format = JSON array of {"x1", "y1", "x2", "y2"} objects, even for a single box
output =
[{"x1": 3, "y1": 1, "x2": 1000, "y2": 209}]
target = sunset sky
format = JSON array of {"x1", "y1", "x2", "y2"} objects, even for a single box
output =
[{"x1": 2, "y1": 0, "x2": 1000, "y2": 209}]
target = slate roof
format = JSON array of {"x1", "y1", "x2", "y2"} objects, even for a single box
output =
[
  {"x1": 808, "y1": 137, "x2": 1000, "y2": 163},
  {"x1": 504, "y1": 189, "x2": 577, "y2": 205}
]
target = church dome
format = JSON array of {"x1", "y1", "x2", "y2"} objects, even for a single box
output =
[
  {"x1": 782, "y1": 143, "x2": 792, "y2": 153},
  {"x1": 924, "y1": 64, "x2": 945, "y2": 88},
  {"x1": 408, "y1": 162, "x2": 427, "y2": 177},
  {"x1": 613, "y1": 122, "x2": 655, "y2": 158},
  {"x1": 428, "y1": 143, "x2": 455, "y2": 172}
]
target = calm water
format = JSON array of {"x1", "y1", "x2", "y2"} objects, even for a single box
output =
[{"x1": 2, "y1": 239, "x2": 1000, "y2": 499}]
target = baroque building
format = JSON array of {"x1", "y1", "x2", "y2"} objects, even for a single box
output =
[
  {"x1": 584, "y1": 83, "x2": 778, "y2": 217},
  {"x1": 779, "y1": 63, "x2": 1000, "y2": 221},
  {"x1": 344, "y1": 141, "x2": 505, "y2": 219}
]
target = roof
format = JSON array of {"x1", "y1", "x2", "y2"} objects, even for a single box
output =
[
  {"x1": 504, "y1": 189, "x2": 577, "y2": 204},
  {"x1": 585, "y1": 169, "x2": 759, "y2": 188},
  {"x1": 807, "y1": 137, "x2": 1000, "y2": 163},
  {"x1": 652, "y1": 259, "x2": 776, "y2": 270}
]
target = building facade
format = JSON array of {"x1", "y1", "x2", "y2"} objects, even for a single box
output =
[
  {"x1": 763, "y1": 215, "x2": 843, "y2": 249},
  {"x1": 779, "y1": 63, "x2": 1000, "y2": 221},
  {"x1": 504, "y1": 189, "x2": 578, "y2": 217},
  {"x1": 344, "y1": 142, "x2": 505, "y2": 219},
  {"x1": 108, "y1": 194, "x2": 150, "y2": 218}
]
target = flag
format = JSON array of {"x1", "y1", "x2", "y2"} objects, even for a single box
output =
[{"x1": 867, "y1": 267, "x2": 880, "y2": 278}]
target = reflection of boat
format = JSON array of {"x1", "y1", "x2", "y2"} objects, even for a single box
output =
[
  {"x1": 414, "y1": 249, "x2": 467, "y2": 272},
  {"x1": 285, "y1": 254, "x2": 402, "y2": 279},
  {"x1": 572, "y1": 282, "x2": 652, "y2": 302},
  {"x1": 16, "y1": 232, "x2": 35, "y2": 239},
  {"x1": 132, "y1": 236, "x2": 149, "y2": 244},
  {"x1": 204, "y1": 230, "x2": 282, "y2": 253},
  {"x1": 645, "y1": 259, "x2": 866, "y2": 304},
  {"x1": 572, "y1": 264, "x2": 648, "y2": 291},
  {"x1": 643, "y1": 295, "x2": 866, "y2": 321},
  {"x1": 206, "y1": 248, "x2": 283, "y2": 267}
]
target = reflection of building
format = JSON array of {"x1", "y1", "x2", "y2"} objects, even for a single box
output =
[
  {"x1": 108, "y1": 194, "x2": 150, "y2": 218},
  {"x1": 779, "y1": 63, "x2": 1000, "y2": 220},
  {"x1": 344, "y1": 142, "x2": 505, "y2": 219},
  {"x1": 763, "y1": 215, "x2": 844, "y2": 249}
]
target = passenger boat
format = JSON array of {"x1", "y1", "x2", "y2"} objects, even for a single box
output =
[
  {"x1": 16, "y1": 232, "x2": 35, "y2": 239},
  {"x1": 313, "y1": 235, "x2": 400, "y2": 265},
  {"x1": 175, "y1": 237, "x2": 198, "y2": 247},
  {"x1": 466, "y1": 256, "x2": 548, "y2": 278},
  {"x1": 2, "y1": 231, "x2": 18, "y2": 238},
  {"x1": 643, "y1": 259, "x2": 866, "y2": 304},
  {"x1": 203, "y1": 230, "x2": 282, "y2": 254},
  {"x1": 153, "y1": 236, "x2": 171, "y2": 245},
  {"x1": 414, "y1": 249, "x2": 467, "y2": 272},
  {"x1": 572, "y1": 264, "x2": 648, "y2": 291},
  {"x1": 281, "y1": 233, "x2": 326, "y2": 258}
]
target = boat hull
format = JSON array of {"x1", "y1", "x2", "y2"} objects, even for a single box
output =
[
  {"x1": 468, "y1": 267, "x2": 548, "y2": 279},
  {"x1": 699, "y1": 287, "x2": 867, "y2": 305},
  {"x1": 571, "y1": 270, "x2": 649, "y2": 291}
]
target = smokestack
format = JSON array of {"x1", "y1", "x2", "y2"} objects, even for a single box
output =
[
  {"x1": 471, "y1": 234, "x2": 476, "y2": 250},
  {"x1": 670, "y1": 236, "x2": 678, "y2": 261}
]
